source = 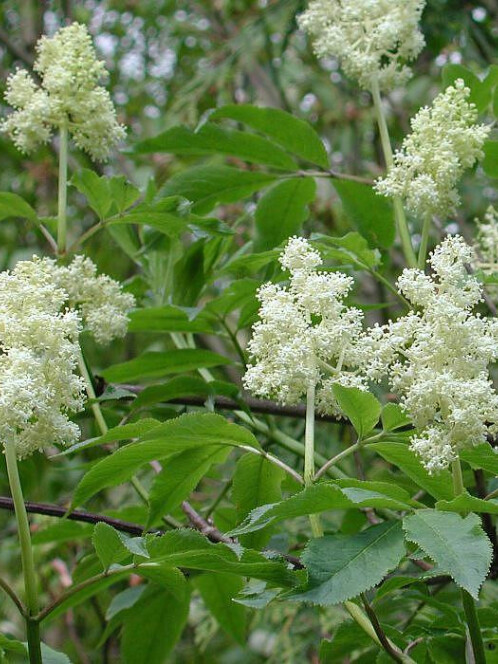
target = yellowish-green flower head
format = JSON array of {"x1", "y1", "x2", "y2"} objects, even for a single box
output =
[
  {"x1": 2, "y1": 23, "x2": 125, "y2": 161},
  {"x1": 0, "y1": 254, "x2": 135, "y2": 458},
  {"x1": 376, "y1": 80, "x2": 490, "y2": 219},
  {"x1": 362, "y1": 235, "x2": 498, "y2": 472},
  {"x1": 298, "y1": 0, "x2": 426, "y2": 91},
  {"x1": 244, "y1": 237, "x2": 366, "y2": 416}
]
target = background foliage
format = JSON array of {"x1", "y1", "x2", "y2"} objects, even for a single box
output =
[{"x1": 0, "y1": 1, "x2": 498, "y2": 663}]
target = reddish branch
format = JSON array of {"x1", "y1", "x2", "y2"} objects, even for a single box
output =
[
  {"x1": 0, "y1": 497, "x2": 147, "y2": 536},
  {"x1": 119, "y1": 385, "x2": 341, "y2": 423},
  {"x1": 0, "y1": 496, "x2": 305, "y2": 570}
]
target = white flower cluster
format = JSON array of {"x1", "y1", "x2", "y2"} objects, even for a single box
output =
[
  {"x1": 50, "y1": 256, "x2": 136, "y2": 346},
  {"x1": 474, "y1": 206, "x2": 498, "y2": 298},
  {"x1": 1, "y1": 23, "x2": 125, "y2": 160},
  {"x1": 29, "y1": 255, "x2": 135, "y2": 346},
  {"x1": 364, "y1": 236, "x2": 498, "y2": 472},
  {"x1": 376, "y1": 80, "x2": 490, "y2": 219},
  {"x1": 243, "y1": 237, "x2": 365, "y2": 416},
  {"x1": 0, "y1": 254, "x2": 134, "y2": 457},
  {"x1": 0, "y1": 258, "x2": 85, "y2": 458},
  {"x1": 298, "y1": 0, "x2": 426, "y2": 90}
]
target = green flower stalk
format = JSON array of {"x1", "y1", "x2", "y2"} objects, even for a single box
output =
[{"x1": 1, "y1": 22, "x2": 126, "y2": 254}]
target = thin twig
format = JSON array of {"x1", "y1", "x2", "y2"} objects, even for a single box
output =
[
  {"x1": 0, "y1": 497, "x2": 149, "y2": 537},
  {"x1": 121, "y1": 385, "x2": 342, "y2": 423},
  {"x1": 181, "y1": 501, "x2": 233, "y2": 544},
  {"x1": 0, "y1": 496, "x2": 304, "y2": 570},
  {"x1": 361, "y1": 593, "x2": 407, "y2": 663},
  {"x1": 0, "y1": 575, "x2": 25, "y2": 615}
]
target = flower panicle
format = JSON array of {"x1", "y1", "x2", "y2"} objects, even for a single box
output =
[
  {"x1": 1, "y1": 23, "x2": 125, "y2": 160},
  {"x1": 298, "y1": 0, "x2": 426, "y2": 91},
  {"x1": 376, "y1": 79, "x2": 490, "y2": 219},
  {"x1": 0, "y1": 255, "x2": 135, "y2": 458}
]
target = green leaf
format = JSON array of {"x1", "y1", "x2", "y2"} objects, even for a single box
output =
[
  {"x1": 230, "y1": 481, "x2": 415, "y2": 537},
  {"x1": 109, "y1": 210, "x2": 187, "y2": 236},
  {"x1": 40, "y1": 644, "x2": 73, "y2": 664},
  {"x1": 312, "y1": 232, "x2": 381, "y2": 270},
  {"x1": 133, "y1": 123, "x2": 297, "y2": 170},
  {"x1": 209, "y1": 104, "x2": 329, "y2": 167},
  {"x1": 42, "y1": 566, "x2": 135, "y2": 623},
  {"x1": 403, "y1": 509, "x2": 492, "y2": 598},
  {"x1": 101, "y1": 349, "x2": 231, "y2": 382},
  {"x1": 221, "y1": 248, "x2": 280, "y2": 277},
  {"x1": 442, "y1": 64, "x2": 491, "y2": 112},
  {"x1": 148, "y1": 445, "x2": 231, "y2": 525},
  {"x1": 375, "y1": 575, "x2": 427, "y2": 600},
  {"x1": 121, "y1": 583, "x2": 190, "y2": 664},
  {"x1": 332, "y1": 386, "x2": 381, "y2": 439},
  {"x1": 333, "y1": 180, "x2": 395, "y2": 249},
  {"x1": 436, "y1": 492, "x2": 498, "y2": 515},
  {"x1": 0, "y1": 192, "x2": 37, "y2": 221},
  {"x1": 92, "y1": 523, "x2": 148, "y2": 569},
  {"x1": 128, "y1": 305, "x2": 215, "y2": 333},
  {"x1": 232, "y1": 454, "x2": 285, "y2": 550},
  {"x1": 206, "y1": 278, "x2": 259, "y2": 316},
  {"x1": 146, "y1": 529, "x2": 296, "y2": 586},
  {"x1": 132, "y1": 376, "x2": 238, "y2": 410},
  {"x1": 61, "y1": 418, "x2": 162, "y2": 456},
  {"x1": 286, "y1": 521, "x2": 405, "y2": 605},
  {"x1": 194, "y1": 573, "x2": 247, "y2": 644},
  {"x1": 254, "y1": 178, "x2": 316, "y2": 250},
  {"x1": 71, "y1": 169, "x2": 113, "y2": 219},
  {"x1": 160, "y1": 165, "x2": 277, "y2": 215},
  {"x1": 370, "y1": 442, "x2": 454, "y2": 500},
  {"x1": 0, "y1": 635, "x2": 28, "y2": 655},
  {"x1": 460, "y1": 444, "x2": 498, "y2": 474},
  {"x1": 319, "y1": 622, "x2": 374, "y2": 662},
  {"x1": 72, "y1": 413, "x2": 260, "y2": 508},
  {"x1": 105, "y1": 586, "x2": 146, "y2": 621},
  {"x1": 71, "y1": 170, "x2": 140, "y2": 219},
  {"x1": 483, "y1": 140, "x2": 498, "y2": 178},
  {"x1": 381, "y1": 404, "x2": 411, "y2": 432},
  {"x1": 108, "y1": 175, "x2": 141, "y2": 213}
]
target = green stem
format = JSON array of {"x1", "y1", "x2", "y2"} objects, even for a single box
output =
[
  {"x1": 304, "y1": 385, "x2": 323, "y2": 538},
  {"x1": 0, "y1": 576, "x2": 25, "y2": 615},
  {"x1": 77, "y1": 347, "x2": 109, "y2": 436},
  {"x1": 57, "y1": 124, "x2": 69, "y2": 256},
  {"x1": 451, "y1": 458, "x2": 465, "y2": 497},
  {"x1": 361, "y1": 594, "x2": 416, "y2": 664},
  {"x1": 314, "y1": 442, "x2": 360, "y2": 480},
  {"x1": 170, "y1": 332, "x2": 346, "y2": 479},
  {"x1": 461, "y1": 589, "x2": 487, "y2": 664},
  {"x1": 4, "y1": 440, "x2": 42, "y2": 664},
  {"x1": 36, "y1": 564, "x2": 136, "y2": 623},
  {"x1": 452, "y1": 457, "x2": 487, "y2": 664},
  {"x1": 370, "y1": 78, "x2": 417, "y2": 269},
  {"x1": 418, "y1": 213, "x2": 432, "y2": 270},
  {"x1": 368, "y1": 269, "x2": 411, "y2": 309}
]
